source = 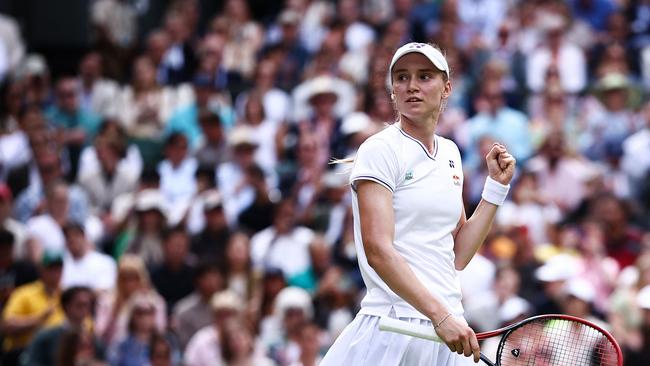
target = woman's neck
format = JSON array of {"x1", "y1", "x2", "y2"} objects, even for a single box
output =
[{"x1": 398, "y1": 116, "x2": 437, "y2": 154}]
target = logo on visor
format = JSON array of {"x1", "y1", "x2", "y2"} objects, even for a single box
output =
[{"x1": 409, "y1": 43, "x2": 427, "y2": 49}]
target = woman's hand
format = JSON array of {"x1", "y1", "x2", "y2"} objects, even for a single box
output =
[
  {"x1": 486, "y1": 143, "x2": 516, "y2": 185},
  {"x1": 434, "y1": 315, "x2": 480, "y2": 363}
]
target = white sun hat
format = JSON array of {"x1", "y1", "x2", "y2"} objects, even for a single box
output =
[
  {"x1": 564, "y1": 277, "x2": 596, "y2": 303},
  {"x1": 389, "y1": 42, "x2": 450, "y2": 82},
  {"x1": 637, "y1": 285, "x2": 650, "y2": 310}
]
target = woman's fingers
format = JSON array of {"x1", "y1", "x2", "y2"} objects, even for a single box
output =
[{"x1": 469, "y1": 332, "x2": 481, "y2": 363}]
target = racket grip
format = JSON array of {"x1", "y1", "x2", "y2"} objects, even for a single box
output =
[{"x1": 378, "y1": 316, "x2": 443, "y2": 343}]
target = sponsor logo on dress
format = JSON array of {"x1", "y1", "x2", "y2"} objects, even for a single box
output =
[
  {"x1": 453, "y1": 174, "x2": 461, "y2": 186},
  {"x1": 405, "y1": 170, "x2": 414, "y2": 180}
]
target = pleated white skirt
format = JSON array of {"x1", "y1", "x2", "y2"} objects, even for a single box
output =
[{"x1": 320, "y1": 313, "x2": 477, "y2": 366}]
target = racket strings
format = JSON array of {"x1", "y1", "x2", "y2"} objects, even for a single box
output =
[{"x1": 498, "y1": 318, "x2": 619, "y2": 365}]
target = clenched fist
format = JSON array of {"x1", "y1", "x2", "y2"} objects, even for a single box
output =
[{"x1": 485, "y1": 143, "x2": 516, "y2": 185}]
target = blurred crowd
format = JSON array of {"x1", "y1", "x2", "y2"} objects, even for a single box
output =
[{"x1": 0, "y1": 0, "x2": 650, "y2": 365}]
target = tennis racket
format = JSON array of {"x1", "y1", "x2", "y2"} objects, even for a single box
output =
[{"x1": 379, "y1": 313, "x2": 622, "y2": 366}]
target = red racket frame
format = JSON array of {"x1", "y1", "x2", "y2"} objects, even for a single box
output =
[{"x1": 476, "y1": 313, "x2": 623, "y2": 366}]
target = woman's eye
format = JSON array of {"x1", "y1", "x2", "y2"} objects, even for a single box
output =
[
  {"x1": 420, "y1": 74, "x2": 432, "y2": 80},
  {"x1": 397, "y1": 74, "x2": 408, "y2": 81}
]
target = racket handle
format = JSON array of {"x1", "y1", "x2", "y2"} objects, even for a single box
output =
[{"x1": 378, "y1": 316, "x2": 443, "y2": 342}]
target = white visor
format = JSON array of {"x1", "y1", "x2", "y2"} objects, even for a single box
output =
[{"x1": 389, "y1": 42, "x2": 450, "y2": 83}]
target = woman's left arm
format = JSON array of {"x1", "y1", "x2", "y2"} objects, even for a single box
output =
[{"x1": 453, "y1": 143, "x2": 516, "y2": 270}]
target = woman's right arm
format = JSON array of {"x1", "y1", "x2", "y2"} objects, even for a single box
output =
[{"x1": 356, "y1": 180, "x2": 480, "y2": 362}]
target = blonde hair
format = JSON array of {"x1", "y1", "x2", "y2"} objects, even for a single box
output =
[{"x1": 116, "y1": 254, "x2": 152, "y2": 302}]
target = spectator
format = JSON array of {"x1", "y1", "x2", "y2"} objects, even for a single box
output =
[
  {"x1": 609, "y1": 252, "x2": 650, "y2": 351},
  {"x1": 172, "y1": 263, "x2": 224, "y2": 348},
  {"x1": 91, "y1": 0, "x2": 138, "y2": 79},
  {"x1": 289, "y1": 322, "x2": 324, "y2": 366},
  {"x1": 288, "y1": 75, "x2": 350, "y2": 164},
  {"x1": 263, "y1": 286, "x2": 313, "y2": 365},
  {"x1": 193, "y1": 110, "x2": 227, "y2": 169},
  {"x1": 299, "y1": 169, "x2": 350, "y2": 242},
  {"x1": 0, "y1": 14, "x2": 25, "y2": 79},
  {"x1": 117, "y1": 189, "x2": 168, "y2": 265},
  {"x1": 580, "y1": 72, "x2": 641, "y2": 161},
  {"x1": 21, "y1": 286, "x2": 102, "y2": 366},
  {"x1": 55, "y1": 328, "x2": 108, "y2": 366},
  {"x1": 527, "y1": 77, "x2": 580, "y2": 151},
  {"x1": 183, "y1": 290, "x2": 244, "y2": 366},
  {"x1": 0, "y1": 79, "x2": 31, "y2": 178},
  {"x1": 219, "y1": 318, "x2": 275, "y2": 366},
  {"x1": 532, "y1": 254, "x2": 578, "y2": 314},
  {"x1": 217, "y1": 126, "x2": 265, "y2": 225},
  {"x1": 480, "y1": 296, "x2": 532, "y2": 361},
  {"x1": 237, "y1": 164, "x2": 275, "y2": 233},
  {"x1": 61, "y1": 222, "x2": 116, "y2": 291},
  {"x1": 157, "y1": 10, "x2": 198, "y2": 86},
  {"x1": 282, "y1": 134, "x2": 325, "y2": 215},
  {"x1": 115, "y1": 56, "x2": 190, "y2": 166},
  {"x1": 78, "y1": 134, "x2": 139, "y2": 214},
  {"x1": 1, "y1": 250, "x2": 65, "y2": 365},
  {"x1": 165, "y1": 74, "x2": 236, "y2": 150},
  {"x1": 77, "y1": 120, "x2": 143, "y2": 189},
  {"x1": 157, "y1": 132, "x2": 198, "y2": 208},
  {"x1": 0, "y1": 229, "x2": 38, "y2": 312},
  {"x1": 217, "y1": 0, "x2": 264, "y2": 81},
  {"x1": 149, "y1": 333, "x2": 179, "y2": 366},
  {"x1": 237, "y1": 90, "x2": 281, "y2": 176},
  {"x1": 251, "y1": 198, "x2": 315, "y2": 280},
  {"x1": 241, "y1": 58, "x2": 291, "y2": 125},
  {"x1": 526, "y1": 132, "x2": 595, "y2": 214},
  {"x1": 45, "y1": 76, "x2": 102, "y2": 179},
  {"x1": 561, "y1": 277, "x2": 606, "y2": 328},
  {"x1": 95, "y1": 255, "x2": 166, "y2": 348},
  {"x1": 18, "y1": 54, "x2": 53, "y2": 109},
  {"x1": 496, "y1": 170, "x2": 562, "y2": 247},
  {"x1": 76, "y1": 52, "x2": 120, "y2": 119},
  {"x1": 0, "y1": 184, "x2": 26, "y2": 259},
  {"x1": 465, "y1": 264, "x2": 526, "y2": 332},
  {"x1": 466, "y1": 79, "x2": 532, "y2": 167},
  {"x1": 622, "y1": 100, "x2": 650, "y2": 199},
  {"x1": 108, "y1": 294, "x2": 163, "y2": 366},
  {"x1": 24, "y1": 180, "x2": 95, "y2": 263},
  {"x1": 457, "y1": 0, "x2": 508, "y2": 48},
  {"x1": 4, "y1": 104, "x2": 44, "y2": 195},
  {"x1": 190, "y1": 190, "x2": 230, "y2": 266},
  {"x1": 526, "y1": 14, "x2": 587, "y2": 94},
  {"x1": 223, "y1": 231, "x2": 257, "y2": 303},
  {"x1": 12, "y1": 130, "x2": 90, "y2": 225},
  {"x1": 150, "y1": 226, "x2": 196, "y2": 314},
  {"x1": 588, "y1": 193, "x2": 642, "y2": 269}
]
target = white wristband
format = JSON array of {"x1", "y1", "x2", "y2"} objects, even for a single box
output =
[{"x1": 481, "y1": 176, "x2": 510, "y2": 206}]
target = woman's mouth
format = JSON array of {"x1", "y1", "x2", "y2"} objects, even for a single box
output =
[{"x1": 406, "y1": 97, "x2": 422, "y2": 103}]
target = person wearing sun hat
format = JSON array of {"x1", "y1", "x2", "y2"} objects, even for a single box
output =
[
  {"x1": 184, "y1": 290, "x2": 244, "y2": 366},
  {"x1": 582, "y1": 71, "x2": 641, "y2": 161},
  {"x1": 217, "y1": 125, "x2": 264, "y2": 226}
]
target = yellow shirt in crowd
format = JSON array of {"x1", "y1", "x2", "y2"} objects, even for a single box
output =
[{"x1": 2, "y1": 281, "x2": 64, "y2": 351}]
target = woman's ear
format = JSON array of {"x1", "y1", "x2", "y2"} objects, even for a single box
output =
[{"x1": 441, "y1": 80, "x2": 452, "y2": 99}]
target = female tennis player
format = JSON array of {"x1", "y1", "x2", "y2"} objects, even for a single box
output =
[{"x1": 320, "y1": 43, "x2": 516, "y2": 365}]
